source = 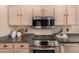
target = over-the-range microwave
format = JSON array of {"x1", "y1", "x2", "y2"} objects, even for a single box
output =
[{"x1": 32, "y1": 16, "x2": 55, "y2": 29}]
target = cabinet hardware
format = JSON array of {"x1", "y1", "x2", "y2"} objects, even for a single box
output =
[
  {"x1": 67, "y1": 14, "x2": 69, "y2": 16},
  {"x1": 64, "y1": 14, "x2": 69, "y2": 16},
  {"x1": 20, "y1": 45, "x2": 24, "y2": 47},
  {"x1": 4, "y1": 45, "x2": 7, "y2": 47},
  {"x1": 66, "y1": 28, "x2": 69, "y2": 32},
  {"x1": 64, "y1": 14, "x2": 66, "y2": 16},
  {"x1": 44, "y1": 9, "x2": 46, "y2": 12},
  {"x1": 21, "y1": 14, "x2": 22, "y2": 16},
  {"x1": 17, "y1": 14, "x2": 19, "y2": 16}
]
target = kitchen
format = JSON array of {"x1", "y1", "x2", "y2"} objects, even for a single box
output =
[{"x1": 0, "y1": 5, "x2": 79, "y2": 53}]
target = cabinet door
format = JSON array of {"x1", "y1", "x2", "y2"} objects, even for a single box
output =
[
  {"x1": 21, "y1": 6, "x2": 33, "y2": 25},
  {"x1": 55, "y1": 5, "x2": 66, "y2": 25},
  {"x1": 14, "y1": 43, "x2": 29, "y2": 49},
  {"x1": 60, "y1": 43, "x2": 79, "y2": 53},
  {"x1": 43, "y1": 5, "x2": 54, "y2": 16},
  {"x1": 33, "y1": 5, "x2": 53, "y2": 16},
  {"x1": 67, "y1": 6, "x2": 77, "y2": 25},
  {"x1": 33, "y1": 5, "x2": 43, "y2": 16},
  {"x1": 0, "y1": 43, "x2": 13, "y2": 49},
  {"x1": 9, "y1": 6, "x2": 20, "y2": 25},
  {"x1": 0, "y1": 49, "x2": 13, "y2": 53},
  {"x1": 14, "y1": 49, "x2": 29, "y2": 53},
  {"x1": 0, "y1": 6, "x2": 11, "y2": 36},
  {"x1": 77, "y1": 6, "x2": 79, "y2": 25}
]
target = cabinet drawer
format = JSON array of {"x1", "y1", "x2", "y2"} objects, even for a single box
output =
[
  {"x1": 14, "y1": 43, "x2": 29, "y2": 48},
  {"x1": 14, "y1": 49, "x2": 29, "y2": 53},
  {"x1": 0, "y1": 43, "x2": 13, "y2": 48},
  {"x1": 0, "y1": 49, "x2": 13, "y2": 53}
]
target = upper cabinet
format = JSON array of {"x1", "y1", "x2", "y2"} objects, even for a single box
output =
[
  {"x1": 8, "y1": 5, "x2": 77, "y2": 26},
  {"x1": 0, "y1": 6, "x2": 11, "y2": 36},
  {"x1": 55, "y1": 5, "x2": 77, "y2": 26},
  {"x1": 67, "y1": 6, "x2": 77, "y2": 25},
  {"x1": 8, "y1": 5, "x2": 33, "y2": 26},
  {"x1": 55, "y1": 5, "x2": 66, "y2": 25},
  {"x1": 9, "y1": 6, "x2": 20, "y2": 25},
  {"x1": 9, "y1": 5, "x2": 54, "y2": 26},
  {"x1": 76, "y1": 6, "x2": 79, "y2": 25},
  {"x1": 33, "y1": 5, "x2": 54, "y2": 16},
  {"x1": 20, "y1": 6, "x2": 33, "y2": 25}
]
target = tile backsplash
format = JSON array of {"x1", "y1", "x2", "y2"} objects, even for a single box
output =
[
  {"x1": 26, "y1": 26, "x2": 64, "y2": 35},
  {"x1": 66, "y1": 25, "x2": 79, "y2": 33},
  {"x1": 9, "y1": 26, "x2": 65, "y2": 35},
  {"x1": 9, "y1": 25, "x2": 79, "y2": 35},
  {"x1": 1, "y1": 23, "x2": 79, "y2": 37}
]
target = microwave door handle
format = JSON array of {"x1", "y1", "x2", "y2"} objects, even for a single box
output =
[
  {"x1": 49, "y1": 20, "x2": 50, "y2": 26},
  {"x1": 48, "y1": 20, "x2": 50, "y2": 27},
  {"x1": 48, "y1": 17, "x2": 50, "y2": 26}
]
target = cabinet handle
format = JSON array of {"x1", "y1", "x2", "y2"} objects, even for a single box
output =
[
  {"x1": 64, "y1": 14, "x2": 66, "y2": 16},
  {"x1": 64, "y1": 14, "x2": 69, "y2": 16},
  {"x1": 41, "y1": 9, "x2": 46, "y2": 12},
  {"x1": 4, "y1": 45, "x2": 7, "y2": 47},
  {"x1": 20, "y1": 45, "x2": 24, "y2": 47},
  {"x1": 41, "y1": 9, "x2": 43, "y2": 12},
  {"x1": 17, "y1": 14, "x2": 19, "y2": 16},
  {"x1": 67, "y1": 14, "x2": 69, "y2": 16},
  {"x1": 21, "y1": 14, "x2": 22, "y2": 16},
  {"x1": 44, "y1": 9, "x2": 46, "y2": 12}
]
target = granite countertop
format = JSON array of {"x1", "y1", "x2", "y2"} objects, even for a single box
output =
[
  {"x1": 59, "y1": 33, "x2": 79, "y2": 43},
  {"x1": 1, "y1": 33, "x2": 79, "y2": 43},
  {"x1": 0, "y1": 33, "x2": 35, "y2": 43}
]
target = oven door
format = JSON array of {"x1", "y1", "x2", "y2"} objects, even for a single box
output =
[
  {"x1": 33, "y1": 50, "x2": 55, "y2": 53},
  {"x1": 32, "y1": 47, "x2": 58, "y2": 53}
]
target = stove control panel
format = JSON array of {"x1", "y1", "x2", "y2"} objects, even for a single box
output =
[{"x1": 32, "y1": 40, "x2": 58, "y2": 47}]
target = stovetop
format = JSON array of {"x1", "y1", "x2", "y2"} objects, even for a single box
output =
[{"x1": 32, "y1": 35, "x2": 55, "y2": 40}]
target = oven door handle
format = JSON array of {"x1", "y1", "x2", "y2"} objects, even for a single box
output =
[{"x1": 31, "y1": 47, "x2": 56, "y2": 50}]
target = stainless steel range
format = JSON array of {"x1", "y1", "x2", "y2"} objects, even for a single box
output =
[{"x1": 31, "y1": 35, "x2": 59, "y2": 53}]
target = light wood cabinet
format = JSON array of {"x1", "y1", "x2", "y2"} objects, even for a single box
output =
[
  {"x1": 14, "y1": 49, "x2": 29, "y2": 53},
  {"x1": 55, "y1": 5, "x2": 77, "y2": 25},
  {"x1": 0, "y1": 49, "x2": 13, "y2": 53},
  {"x1": 0, "y1": 43, "x2": 13, "y2": 53},
  {"x1": 9, "y1": 6, "x2": 20, "y2": 25},
  {"x1": 67, "y1": 6, "x2": 77, "y2": 25},
  {"x1": 9, "y1": 5, "x2": 33, "y2": 26},
  {"x1": 14, "y1": 43, "x2": 30, "y2": 53},
  {"x1": 21, "y1": 6, "x2": 33, "y2": 25},
  {"x1": 0, "y1": 43, "x2": 30, "y2": 53},
  {"x1": 8, "y1": 5, "x2": 78, "y2": 26},
  {"x1": 14, "y1": 43, "x2": 29, "y2": 49},
  {"x1": 60, "y1": 43, "x2": 79, "y2": 53},
  {"x1": 0, "y1": 6, "x2": 10, "y2": 36},
  {"x1": 0, "y1": 43, "x2": 13, "y2": 48},
  {"x1": 55, "y1": 5, "x2": 66, "y2": 25},
  {"x1": 76, "y1": 6, "x2": 79, "y2": 25},
  {"x1": 33, "y1": 5, "x2": 54, "y2": 16}
]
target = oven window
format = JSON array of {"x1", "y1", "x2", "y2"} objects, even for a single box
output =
[
  {"x1": 40, "y1": 41, "x2": 48, "y2": 46},
  {"x1": 33, "y1": 50, "x2": 55, "y2": 53}
]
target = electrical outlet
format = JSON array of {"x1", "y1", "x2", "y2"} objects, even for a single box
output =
[
  {"x1": 66, "y1": 28, "x2": 69, "y2": 32},
  {"x1": 25, "y1": 28, "x2": 28, "y2": 32}
]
